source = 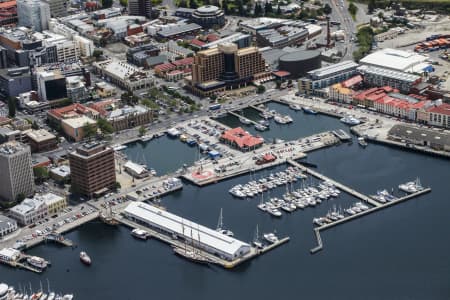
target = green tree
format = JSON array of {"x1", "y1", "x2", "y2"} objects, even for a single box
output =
[
  {"x1": 323, "y1": 3, "x2": 332, "y2": 15},
  {"x1": 378, "y1": 11, "x2": 384, "y2": 19},
  {"x1": 138, "y1": 125, "x2": 147, "y2": 137},
  {"x1": 141, "y1": 99, "x2": 160, "y2": 110},
  {"x1": 276, "y1": 4, "x2": 281, "y2": 15},
  {"x1": 101, "y1": 0, "x2": 113, "y2": 8},
  {"x1": 237, "y1": 0, "x2": 245, "y2": 16},
  {"x1": 348, "y1": 2, "x2": 357, "y2": 20},
  {"x1": 31, "y1": 121, "x2": 39, "y2": 130},
  {"x1": 264, "y1": 2, "x2": 273, "y2": 15},
  {"x1": 368, "y1": 0, "x2": 375, "y2": 14},
  {"x1": 121, "y1": 92, "x2": 138, "y2": 105},
  {"x1": 97, "y1": 118, "x2": 114, "y2": 134},
  {"x1": 222, "y1": 0, "x2": 229, "y2": 14},
  {"x1": 8, "y1": 97, "x2": 15, "y2": 118},
  {"x1": 93, "y1": 49, "x2": 103, "y2": 59},
  {"x1": 119, "y1": 0, "x2": 127, "y2": 6},
  {"x1": 189, "y1": 0, "x2": 198, "y2": 9},
  {"x1": 82, "y1": 122, "x2": 97, "y2": 140},
  {"x1": 114, "y1": 182, "x2": 121, "y2": 190},
  {"x1": 34, "y1": 166, "x2": 49, "y2": 183},
  {"x1": 256, "y1": 85, "x2": 266, "y2": 94},
  {"x1": 178, "y1": 0, "x2": 188, "y2": 7},
  {"x1": 16, "y1": 193, "x2": 25, "y2": 202},
  {"x1": 275, "y1": 80, "x2": 282, "y2": 89},
  {"x1": 254, "y1": 3, "x2": 263, "y2": 17}
]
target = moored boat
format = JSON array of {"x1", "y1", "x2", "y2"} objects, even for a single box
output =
[{"x1": 79, "y1": 252, "x2": 91, "y2": 265}]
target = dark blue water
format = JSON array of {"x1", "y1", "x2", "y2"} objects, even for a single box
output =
[{"x1": 2, "y1": 111, "x2": 450, "y2": 300}]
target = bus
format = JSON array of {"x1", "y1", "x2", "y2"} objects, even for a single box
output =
[{"x1": 209, "y1": 104, "x2": 222, "y2": 111}]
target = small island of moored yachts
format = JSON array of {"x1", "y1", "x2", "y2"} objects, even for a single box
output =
[{"x1": 0, "y1": 281, "x2": 74, "y2": 300}]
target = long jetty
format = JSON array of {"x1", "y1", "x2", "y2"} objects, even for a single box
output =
[
  {"x1": 227, "y1": 111, "x2": 259, "y2": 126},
  {"x1": 287, "y1": 160, "x2": 381, "y2": 207},
  {"x1": 310, "y1": 188, "x2": 431, "y2": 254},
  {"x1": 117, "y1": 215, "x2": 288, "y2": 269}
]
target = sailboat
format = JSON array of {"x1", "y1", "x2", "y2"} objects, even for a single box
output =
[
  {"x1": 216, "y1": 208, "x2": 234, "y2": 237},
  {"x1": 173, "y1": 220, "x2": 210, "y2": 265},
  {"x1": 253, "y1": 225, "x2": 263, "y2": 249},
  {"x1": 99, "y1": 202, "x2": 119, "y2": 225}
]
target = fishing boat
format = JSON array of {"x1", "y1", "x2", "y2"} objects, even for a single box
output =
[
  {"x1": 302, "y1": 107, "x2": 318, "y2": 114},
  {"x1": 26, "y1": 256, "x2": 48, "y2": 270},
  {"x1": 131, "y1": 228, "x2": 149, "y2": 240},
  {"x1": 216, "y1": 208, "x2": 234, "y2": 237},
  {"x1": 289, "y1": 104, "x2": 302, "y2": 111},
  {"x1": 357, "y1": 137, "x2": 368, "y2": 148},
  {"x1": 79, "y1": 252, "x2": 91, "y2": 265}
]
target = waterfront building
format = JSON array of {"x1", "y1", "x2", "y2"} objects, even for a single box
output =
[
  {"x1": 69, "y1": 143, "x2": 116, "y2": 198},
  {"x1": 124, "y1": 161, "x2": 148, "y2": 178},
  {"x1": 298, "y1": 60, "x2": 359, "y2": 95},
  {"x1": 357, "y1": 65, "x2": 422, "y2": 94},
  {"x1": 39, "y1": 192, "x2": 66, "y2": 215},
  {"x1": 0, "y1": 142, "x2": 34, "y2": 204},
  {"x1": 329, "y1": 75, "x2": 362, "y2": 103},
  {"x1": 25, "y1": 129, "x2": 57, "y2": 153},
  {"x1": 106, "y1": 105, "x2": 153, "y2": 131},
  {"x1": 61, "y1": 115, "x2": 97, "y2": 142},
  {"x1": 123, "y1": 202, "x2": 251, "y2": 261},
  {"x1": 0, "y1": 216, "x2": 17, "y2": 238},
  {"x1": 9, "y1": 197, "x2": 47, "y2": 225},
  {"x1": 427, "y1": 103, "x2": 450, "y2": 129},
  {"x1": 359, "y1": 48, "x2": 432, "y2": 73},
  {"x1": 0, "y1": 248, "x2": 20, "y2": 262},
  {"x1": 388, "y1": 124, "x2": 450, "y2": 151},
  {"x1": 190, "y1": 43, "x2": 268, "y2": 97},
  {"x1": 220, "y1": 127, "x2": 264, "y2": 152}
]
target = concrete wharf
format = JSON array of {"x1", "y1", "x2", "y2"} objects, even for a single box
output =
[
  {"x1": 116, "y1": 215, "x2": 288, "y2": 269},
  {"x1": 310, "y1": 187, "x2": 431, "y2": 253},
  {"x1": 287, "y1": 160, "x2": 381, "y2": 207},
  {"x1": 44, "y1": 233, "x2": 74, "y2": 247},
  {"x1": 332, "y1": 129, "x2": 352, "y2": 141},
  {"x1": 272, "y1": 98, "x2": 343, "y2": 118}
]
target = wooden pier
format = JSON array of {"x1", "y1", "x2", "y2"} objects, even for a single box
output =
[
  {"x1": 287, "y1": 160, "x2": 381, "y2": 207},
  {"x1": 117, "y1": 215, "x2": 289, "y2": 269},
  {"x1": 310, "y1": 188, "x2": 431, "y2": 253}
]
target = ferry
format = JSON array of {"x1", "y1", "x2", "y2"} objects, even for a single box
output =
[
  {"x1": 79, "y1": 252, "x2": 91, "y2": 266},
  {"x1": 26, "y1": 256, "x2": 48, "y2": 270},
  {"x1": 340, "y1": 115, "x2": 361, "y2": 126},
  {"x1": 302, "y1": 107, "x2": 318, "y2": 114},
  {"x1": 131, "y1": 228, "x2": 149, "y2": 240}
]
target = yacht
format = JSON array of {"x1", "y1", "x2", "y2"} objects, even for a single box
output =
[
  {"x1": 274, "y1": 115, "x2": 287, "y2": 124},
  {"x1": 112, "y1": 144, "x2": 127, "y2": 151},
  {"x1": 340, "y1": 115, "x2": 361, "y2": 126},
  {"x1": 173, "y1": 247, "x2": 210, "y2": 265},
  {"x1": 216, "y1": 208, "x2": 234, "y2": 237},
  {"x1": 263, "y1": 232, "x2": 279, "y2": 244},
  {"x1": 131, "y1": 228, "x2": 149, "y2": 240},
  {"x1": 259, "y1": 111, "x2": 273, "y2": 119},
  {"x1": 258, "y1": 119, "x2": 270, "y2": 127},
  {"x1": 398, "y1": 178, "x2": 423, "y2": 193},
  {"x1": 140, "y1": 134, "x2": 153, "y2": 142},
  {"x1": 289, "y1": 104, "x2": 302, "y2": 111},
  {"x1": 267, "y1": 208, "x2": 282, "y2": 217},
  {"x1": 302, "y1": 107, "x2": 318, "y2": 114},
  {"x1": 254, "y1": 124, "x2": 268, "y2": 131},
  {"x1": 26, "y1": 256, "x2": 48, "y2": 270},
  {"x1": 284, "y1": 115, "x2": 293, "y2": 123},
  {"x1": 252, "y1": 225, "x2": 264, "y2": 249},
  {"x1": 79, "y1": 252, "x2": 91, "y2": 265},
  {"x1": 239, "y1": 117, "x2": 252, "y2": 125}
]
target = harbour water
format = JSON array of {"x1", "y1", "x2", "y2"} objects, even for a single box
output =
[{"x1": 1, "y1": 107, "x2": 450, "y2": 299}]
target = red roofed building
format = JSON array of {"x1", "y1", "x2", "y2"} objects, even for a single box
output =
[
  {"x1": 89, "y1": 99, "x2": 119, "y2": 117},
  {"x1": 0, "y1": 0, "x2": 17, "y2": 26},
  {"x1": 220, "y1": 127, "x2": 264, "y2": 151},
  {"x1": 154, "y1": 63, "x2": 176, "y2": 77},
  {"x1": 172, "y1": 57, "x2": 194, "y2": 70},
  {"x1": 427, "y1": 103, "x2": 450, "y2": 128},
  {"x1": 342, "y1": 75, "x2": 363, "y2": 88},
  {"x1": 190, "y1": 39, "x2": 206, "y2": 49},
  {"x1": 47, "y1": 103, "x2": 100, "y2": 125},
  {"x1": 353, "y1": 86, "x2": 397, "y2": 108}
]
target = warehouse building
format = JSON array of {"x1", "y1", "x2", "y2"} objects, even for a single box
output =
[{"x1": 123, "y1": 202, "x2": 251, "y2": 261}]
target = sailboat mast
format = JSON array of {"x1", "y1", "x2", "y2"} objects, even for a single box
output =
[{"x1": 217, "y1": 208, "x2": 223, "y2": 230}]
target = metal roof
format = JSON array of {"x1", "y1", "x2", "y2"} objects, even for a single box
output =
[{"x1": 123, "y1": 202, "x2": 250, "y2": 257}]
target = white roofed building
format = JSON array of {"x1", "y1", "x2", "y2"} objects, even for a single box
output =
[
  {"x1": 123, "y1": 202, "x2": 251, "y2": 261},
  {"x1": 124, "y1": 161, "x2": 149, "y2": 178},
  {"x1": 359, "y1": 48, "x2": 431, "y2": 73}
]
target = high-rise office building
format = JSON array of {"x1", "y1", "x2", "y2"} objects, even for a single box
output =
[
  {"x1": 69, "y1": 143, "x2": 116, "y2": 198},
  {"x1": 0, "y1": 142, "x2": 35, "y2": 204},
  {"x1": 190, "y1": 43, "x2": 267, "y2": 97},
  {"x1": 17, "y1": 0, "x2": 49, "y2": 32},
  {"x1": 42, "y1": 0, "x2": 68, "y2": 18},
  {"x1": 128, "y1": 0, "x2": 151, "y2": 18}
]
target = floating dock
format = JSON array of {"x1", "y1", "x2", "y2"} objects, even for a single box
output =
[
  {"x1": 287, "y1": 160, "x2": 381, "y2": 207},
  {"x1": 310, "y1": 188, "x2": 431, "y2": 254},
  {"x1": 332, "y1": 129, "x2": 352, "y2": 141}
]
